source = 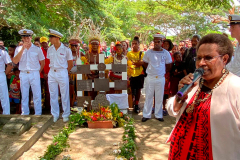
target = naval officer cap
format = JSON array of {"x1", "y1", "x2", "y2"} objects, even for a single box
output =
[
  {"x1": 49, "y1": 29, "x2": 63, "y2": 38},
  {"x1": 18, "y1": 29, "x2": 33, "y2": 37},
  {"x1": 153, "y1": 33, "x2": 165, "y2": 39},
  {"x1": 228, "y1": 14, "x2": 240, "y2": 25}
]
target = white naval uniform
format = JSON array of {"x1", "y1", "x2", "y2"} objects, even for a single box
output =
[
  {"x1": 227, "y1": 43, "x2": 240, "y2": 76},
  {"x1": 47, "y1": 43, "x2": 73, "y2": 119},
  {"x1": 14, "y1": 44, "x2": 45, "y2": 115},
  {"x1": 0, "y1": 49, "x2": 12, "y2": 114},
  {"x1": 142, "y1": 49, "x2": 172, "y2": 118}
]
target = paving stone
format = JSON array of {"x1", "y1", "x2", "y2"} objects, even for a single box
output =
[{"x1": 2, "y1": 117, "x2": 32, "y2": 135}]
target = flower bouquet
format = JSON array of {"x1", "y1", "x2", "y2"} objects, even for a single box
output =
[{"x1": 70, "y1": 103, "x2": 126, "y2": 129}]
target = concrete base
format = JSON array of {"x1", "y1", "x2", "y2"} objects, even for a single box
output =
[
  {"x1": 0, "y1": 115, "x2": 53, "y2": 160},
  {"x1": 2, "y1": 117, "x2": 32, "y2": 135}
]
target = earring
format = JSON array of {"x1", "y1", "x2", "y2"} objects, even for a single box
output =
[{"x1": 222, "y1": 68, "x2": 226, "y2": 74}]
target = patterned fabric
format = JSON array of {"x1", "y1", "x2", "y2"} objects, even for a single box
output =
[
  {"x1": 9, "y1": 76, "x2": 20, "y2": 99},
  {"x1": 168, "y1": 85, "x2": 213, "y2": 160}
]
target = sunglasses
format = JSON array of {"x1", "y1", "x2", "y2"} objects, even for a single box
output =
[{"x1": 71, "y1": 45, "x2": 78, "y2": 47}]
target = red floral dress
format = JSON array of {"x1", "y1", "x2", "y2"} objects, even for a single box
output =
[{"x1": 168, "y1": 85, "x2": 213, "y2": 160}]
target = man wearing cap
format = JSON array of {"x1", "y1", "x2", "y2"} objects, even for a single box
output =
[
  {"x1": 142, "y1": 33, "x2": 172, "y2": 122},
  {"x1": 227, "y1": 14, "x2": 240, "y2": 76},
  {"x1": 13, "y1": 29, "x2": 45, "y2": 115},
  {"x1": 0, "y1": 46, "x2": 13, "y2": 114},
  {"x1": 40, "y1": 36, "x2": 50, "y2": 109},
  {"x1": 47, "y1": 29, "x2": 73, "y2": 122}
]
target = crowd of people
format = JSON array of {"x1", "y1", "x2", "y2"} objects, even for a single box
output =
[{"x1": 0, "y1": 14, "x2": 240, "y2": 160}]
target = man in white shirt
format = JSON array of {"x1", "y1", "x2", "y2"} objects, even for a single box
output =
[
  {"x1": 142, "y1": 33, "x2": 172, "y2": 122},
  {"x1": 47, "y1": 29, "x2": 73, "y2": 122},
  {"x1": 0, "y1": 47, "x2": 13, "y2": 114},
  {"x1": 13, "y1": 29, "x2": 45, "y2": 115},
  {"x1": 227, "y1": 14, "x2": 240, "y2": 76}
]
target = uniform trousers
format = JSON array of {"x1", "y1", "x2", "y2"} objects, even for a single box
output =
[
  {"x1": 48, "y1": 68, "x2": 70, "y2": 118},
  {"x1": 143, "y1": 75, "x2": 165, "y2": 118},
  {"x1": 0, "y1": 72, "x2": 10, "y2": 114},
  {"x1": 20, "y1": 71, "x2": 42, "y2": 115}
]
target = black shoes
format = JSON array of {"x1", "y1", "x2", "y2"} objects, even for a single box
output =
[
  {"x1": 142, "y1": 117, "x2": 150, "y2": 122},
  {"x1": 156, "y1": 118, "x2": 164, "y2": 122},
  {"x1": 134, "y1": 105, "x2": 140, "y2": 113}
]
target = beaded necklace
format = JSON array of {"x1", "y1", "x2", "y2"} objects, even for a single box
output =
[{"x1": 186, "y1": 69, "x2": 229, "y2": 113}]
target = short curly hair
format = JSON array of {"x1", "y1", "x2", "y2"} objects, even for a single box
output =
[{"x1": 196, "y1": 33, "x2": 233, "y2": 64}]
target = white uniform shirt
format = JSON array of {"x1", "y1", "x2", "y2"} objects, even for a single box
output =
[
  {"x1": 227, "y1": 43, "x2": 240, "y2": 76},
  {"x1": 0, "y1": 49, "x2": 12, "y2": 72},
  {"x1": 47, "y1": 43, "x2": 73, "y2": 69},
  {"x1": 14, "y1": 44, "x2": 45, "y2": 71},
  {"x1": 143, "y1": 49, "x2": 172, "y2": 77}
]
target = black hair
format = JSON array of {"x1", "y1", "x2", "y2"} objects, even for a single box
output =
[
  {"x1": 34, "y1": 37, "x2": 40, "y2": 42},
  {"x1": 192, "y1": 34, "x2": 201, "y2": 41},
  {"x1": 173, "y1": 51, "x2": 181, "y2": 58},
  {"x1": 13, "y1": 67, "x2": 20, "y2": 72},
  {"x1": 133, "y1": 36, "x2": 140, "y2": 44},
  {"x1": 196, "y1": 33, "x2": 233, "y2": 64},
  {"x1": 9, "y1": 44, "x2": 17, "y2": 49}
]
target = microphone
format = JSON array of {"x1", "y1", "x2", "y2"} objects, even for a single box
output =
[{"x1": 176, "y1": 68, "x2": 204, "y2": 98}]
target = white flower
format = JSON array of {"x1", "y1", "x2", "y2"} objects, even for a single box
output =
[
  {"x1": 113, "y1": 149, "x2": 118, "y2": 154},
  {"x1": 118, "y1": 149, "x2": 121, "y2": 153}
]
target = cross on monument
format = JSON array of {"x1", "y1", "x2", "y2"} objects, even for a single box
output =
[{"x1": 75, "y1": 54, "x2": 128, "y2": 110}]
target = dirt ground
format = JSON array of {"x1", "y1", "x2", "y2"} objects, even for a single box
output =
[{"x1": 18, "y1": 93, "x2": 176, "y2": 160}]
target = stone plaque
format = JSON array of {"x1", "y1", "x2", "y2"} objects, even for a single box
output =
[
  {"x1": 112, "y1": 64, "x2": 127, "y2": 72},
  {"x1": 77, "y1": 96, "x2": 92, "y2": 111},
  {"x1": 114, "y1": 80, "x2": 128, "y2": 90},
  {"x1": 98, "y1": 63, "x2": 106, "y2": 71},
  {"x1": 77, "y1": 80, "x2": 92, "y2": 91},
  {"x1": 92, "y1": 94, "x2": 110, "y2": 111},
  {"x1": 94, "y1": 78, "x2": 109, "y2": 91},
  {"x1": 76, "y1": 65, "x2": 91, "y2": 74}
]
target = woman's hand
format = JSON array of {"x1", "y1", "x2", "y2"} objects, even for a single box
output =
[
  {"x1": 173, "y1": 73, "x2": 198, "y2": 112},
  {"x1": 178, "y1": 73, "x2": 198, "y2": 96}
]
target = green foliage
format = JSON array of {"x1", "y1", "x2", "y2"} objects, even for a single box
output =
[
  {"x1": 40, "y1": 125, "x2": 75, "y2": 159},
  {"x1": 117, "y1": 117, "x2": 137, "y2": 160},
  {"x1": 0, "y1": 0, "x2": 235, "y2": 45}
]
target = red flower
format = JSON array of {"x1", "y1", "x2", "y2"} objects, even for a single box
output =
[{"x1": 92, "y1": 117, "x2": 97, "y2": 121}]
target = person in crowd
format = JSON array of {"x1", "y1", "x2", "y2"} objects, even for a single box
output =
[
  {"x1": 110, "y1": 41, "x2": 115, "y2": 56},
  {"x1": 34, "y1": 37, "x2": 41, "y2": 47},
  {"x1": 142, "y1": 33, "x2": 172, "y2": 122},
  {"x1": 187, "y1": 41, "x2": 192, "y2": 48},
  {"x1": 148, "y1": 41, "x2": 154, "y2": 50},
  {"x1": 125, "y1": 39, "x2": 131, "y2": 51},
  {"x1": 121, "y1": 41, "x2": 129, "y2": 56},
  {"x1": 169, "y1": 52, "x2": 184, "y2": 96},
  {"x1": 106, "y1": 42, "x2": 127, "y2": 93},
  {"x1": 81, "y1": 33, "x2": 103, "y2": 100},
  {"x1": 171, "y1": 44, "x2": 179, "y2": 55},
  {"x1": 182, "y1": 34, "x2": 201, "y2": 75},
  {"x1": 0, "y1": 40, "x2": 8, "y2": 52},
  {"x1": 13, "y1": 29, "x2": 45, "y2": 115},
  {"x1": 9, "y1": 67, "x2": 21, "y2": 114},
  {"x1": 127, "y1": 36, "x2": 145, "y2": 113},
  {"x1": 69, "y1": 38, "x2": 80, "y2": 106},
  {"x1": 166, "y1": 33, "x2": 240, "y2": 160},
  {"x1": 179, "y1": 46, "x2": 187, "y2": 57},
  {"x1": 7, "y1": 45, "x2": 17, "y2": 89},
  {"x1": 162, "y1": 39, "x2": 174, "y2": 115},
  {"x1": 0, "y1": 45, "x2": 13, "y2": 114},
  {"x1": 18, "y1": 41, "x2": 23, "y2": 46},
  {"x1": 143, "y1": 44, "x2": 148, "y2": 51},
  {"x1": 227, "y1": 14, "x2": 240, "y2": 76},
  {"x1": 185, "y1": 38, "x2": 190, "y2": 48},
  {"x1": 40, "y1": 36, "x2": 50, "y2": 109},
  {"x1": 101, "y1": 41, "x2": 111, "y2": 58},
  {"x1": 178, "y1": 40, "x2": 185, "y2": 49},
  {"x1": 47, "y1": 29, "x2": 73, "y2": 122}
]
